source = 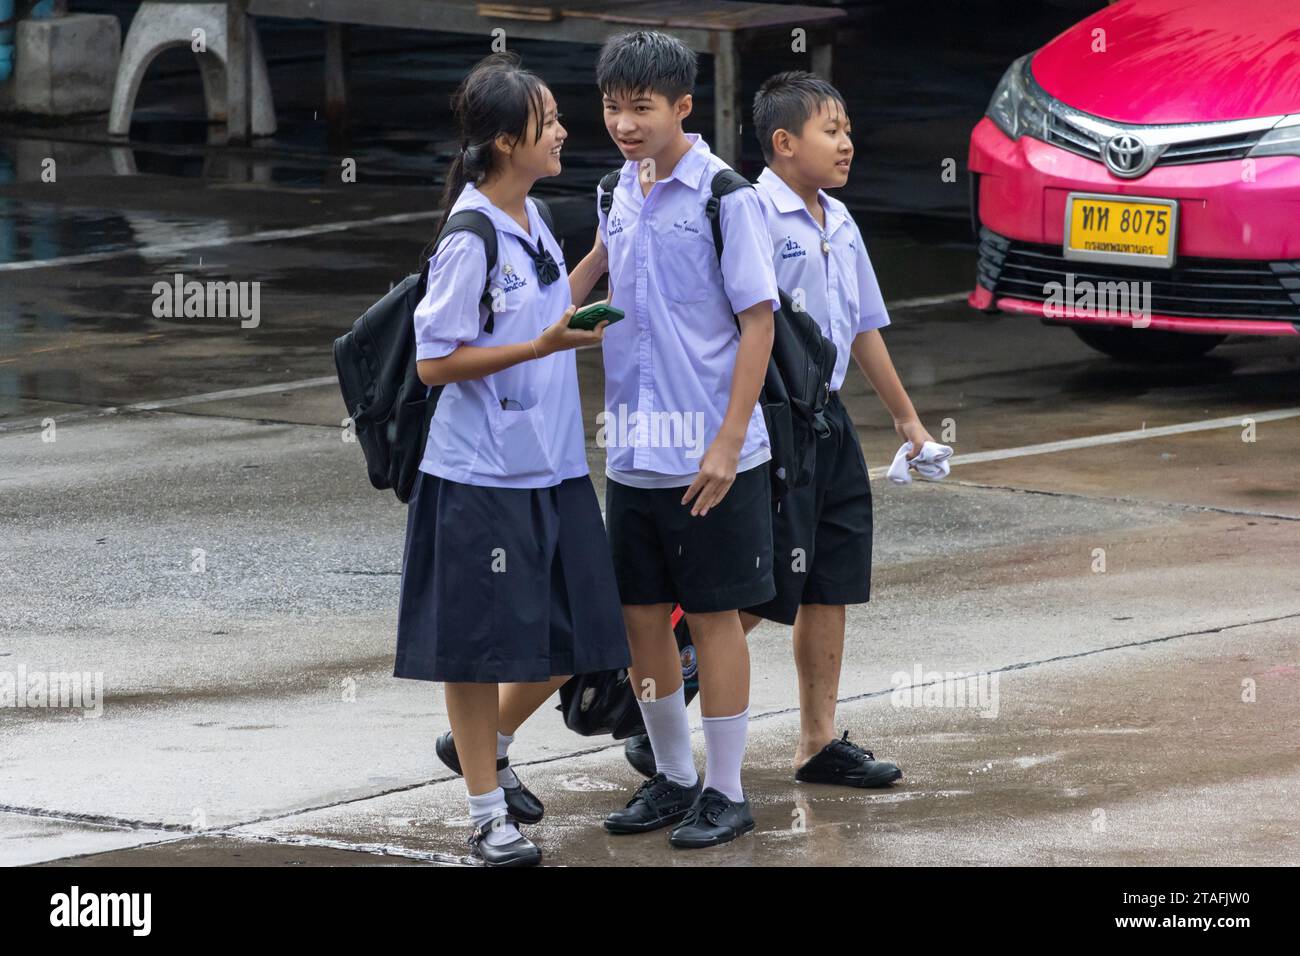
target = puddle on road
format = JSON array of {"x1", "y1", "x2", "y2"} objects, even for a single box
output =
[{"x1": 556, "y1": 774, "x2": 623, "y2": 793}]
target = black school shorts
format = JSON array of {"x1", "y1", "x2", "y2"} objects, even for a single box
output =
[
  {"x1": 605, "y1": 462, "x2": 776, "y2": 614},
  {"x1": 743, "y1": 393, "x2": 873, "y2": 626}
]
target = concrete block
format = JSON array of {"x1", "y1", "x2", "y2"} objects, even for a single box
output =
[{"x1": 0, "y1": 14, "x2": 121, "y2": 116}]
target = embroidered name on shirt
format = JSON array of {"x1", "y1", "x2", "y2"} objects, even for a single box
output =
[
  {"x1": 781, "y1": 237, "x2": 807, "y2": 260},
  {"x1": 500, "y1": 262, "x2": 528, "y2": 294},
  {"x1": 673, "y1": 218, "x2": 701, "y2": 236},
  {"x1": 608, "y1": 210, "x2": 625, "y2": 236}
]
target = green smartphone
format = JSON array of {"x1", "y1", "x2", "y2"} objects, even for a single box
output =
[{"x1": 569, "y1": 302, "x2": 625, "y2": 331}]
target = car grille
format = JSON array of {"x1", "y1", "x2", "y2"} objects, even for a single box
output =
[
  {"x1": 977, "y1": 227, "x2": 1300, "y2": 322},
  {"x1": 1045, "y1": 114, "x2": 1103, "y2": 162},
  {"x1": 1044, "y1": 113, "x2": 1268, "y2": 169}
]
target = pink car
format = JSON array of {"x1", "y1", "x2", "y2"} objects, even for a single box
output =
[{"x1": 967, "y1": 0, "x2": 1300, "y2": 359}]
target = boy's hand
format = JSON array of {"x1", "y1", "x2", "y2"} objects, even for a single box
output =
[
  {"x1": 681, "y1": 431, "x2": 743, "y2": 517},
  {"x1": 895, "y1": 418, "x2": 936, "y2": 460},
  {"x1": 590, "y1": 227, "x2": 608, "y2": 270},
  {"x1": 534, "y1": 307, "x2": 609, "y2": 356}
]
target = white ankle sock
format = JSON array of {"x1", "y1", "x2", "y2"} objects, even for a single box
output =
[
  {"x1": 702, "y1": 708, "x2": 749, "y2": 802},
  {"x1": 467, "y1": 787, "x2": 521, "y2": 847},
  {"x1": 636, "y1": 683, "x2": 698, "y2": 788},
  {"x1": 496, "y1": 731, "x2": 518, "y2": 789}
]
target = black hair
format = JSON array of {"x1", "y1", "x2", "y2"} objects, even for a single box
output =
[
  {"x1": 752, "y1": 71, "x2": 847, "y2": 163},
  {"x1": 429, "y1": 52, "x2": 548, "y2": 255},
  {"x1": 596, "y1": 31, "x2": 697, "y2": 103}
]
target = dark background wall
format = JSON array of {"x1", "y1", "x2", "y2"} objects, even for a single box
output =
[{"x1": 65, "y1": 0, "x2": 1107, "y2": 226}]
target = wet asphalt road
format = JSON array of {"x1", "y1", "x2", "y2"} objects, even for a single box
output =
[{"x1": 2, "y1": 3, "x2": 1299, "y2": 867}]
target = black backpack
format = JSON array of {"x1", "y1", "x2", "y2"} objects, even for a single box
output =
[
  {"x1": 557, "y1": 605, "x2": 699, "y2": 738},
  {"x1": 599, "y1": 169, "x2": 836, "y2": 498},
  {"x1": 333, "y1": 198, "x2": 555, "y2": 502}
]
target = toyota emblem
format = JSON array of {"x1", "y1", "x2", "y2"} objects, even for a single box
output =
[{"x1": 1104, "y1": 133, "x2": 1148, "y2": 177}]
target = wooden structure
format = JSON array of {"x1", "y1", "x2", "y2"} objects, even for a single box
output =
[{"x1": 230, "y1": 0, "x2": 846, "y2": 164}]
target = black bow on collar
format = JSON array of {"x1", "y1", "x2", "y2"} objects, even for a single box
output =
[{"x1": 514, "y1": 234, "x2": 560, "y2": 287}]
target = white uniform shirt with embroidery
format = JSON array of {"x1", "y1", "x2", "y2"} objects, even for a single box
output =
[
  {"x1": 414, "y1": 183, "x2": 587, "y2": 489},
  {"x1": 754, "y1": 167, "x2": 891, "y2": 392},
  {"x1": 596, "y1": 134, "x2": 780, "y2": 488}
]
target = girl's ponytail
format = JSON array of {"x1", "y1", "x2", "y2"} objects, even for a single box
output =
[
  {"x1": 421, "y1": 52, "x2": 546, "y2": 270},
  {"x1": 423, "y1": 150, "x2": 469, "y2": 266}
]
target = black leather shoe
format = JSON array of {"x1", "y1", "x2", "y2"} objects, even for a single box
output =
[
  {"x1": 669, "y1": 787, "x2": 755, "y2": 849},
  {"x1": 604, "y1": 772, "x2": 702, "y2": 834},
  {"x1": 794, "y1": 731, "x2": 903, "y2": 788},
  {"x1": 624, "y1": 733, "x2": 657, "y2": 778},
  {"x1": 467, "y1": 814, "x2": 541, "y2": 867},
  {"x1": 436, "y1": 731, "x2": 545, "y2": 824}
]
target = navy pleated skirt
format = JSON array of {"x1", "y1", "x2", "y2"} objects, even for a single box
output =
[{"x1": 395, "y1": 469, "x2": 632, "y2": 683}]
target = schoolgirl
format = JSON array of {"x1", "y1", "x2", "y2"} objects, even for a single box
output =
[{"x1": 394, "y1": 52, "x2": 630, "y2": 867}]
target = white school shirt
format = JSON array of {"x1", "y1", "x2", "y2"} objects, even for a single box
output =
[
  {"x1": 754, "y1": 167, "x2": 891, "y2": 393},
  {"x1": 413, "y1": 182, "x2": 588, "y2": 489},
  {"x1": 596, "y1": 134, "x2": 781, "y2": 488}
]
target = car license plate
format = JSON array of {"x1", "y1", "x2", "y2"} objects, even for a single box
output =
[{"x1": 1063, "y1": 192, "x2": 1178, "y2": 267}]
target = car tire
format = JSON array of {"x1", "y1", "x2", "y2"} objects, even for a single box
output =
[{"x1": 1070, "y1": 325, "x2": 1226, "y2": 361}]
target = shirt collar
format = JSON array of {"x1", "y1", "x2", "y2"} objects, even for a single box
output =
[
  {"x1": 757, "y1": 167, "x2": 851, "y2": 238},
  {"x1": 459, "y1": 182, "x2": 539, "y2": 245},
  {"x1": 619, "y1": 133, "x2": 712, "y2": 192}
]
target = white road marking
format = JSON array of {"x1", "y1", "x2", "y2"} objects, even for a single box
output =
[
  {"x1": 868, "y1": 407, "x2": 1300, "y2": 478},
  {"x1": 0, "y1": 211, "x2": 442, "y2": 273},
  {"x1": 5, "y1": 357, "x2": 1297, "y2": 483},
  {"x1": 0, "y1": 376, "x2": 339, "y2": 434},
  {"x1": 0, "y1": 200, "x2": 971, "y2": 318},
  {"x1": 886, "y1": 290, "x2": 969, "y2": 310},
  {"x1": 0, "y1": 284, "x2": 974, "y2": 435},
  {"x1": 125, "y1": 376, "x2": 340, "y2": 411}
]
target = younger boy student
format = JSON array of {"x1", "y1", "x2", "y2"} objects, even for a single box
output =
[
  {"x1": 593, "y1": 30, "x2": 779, "y2": 848},
  {"x1": 744, "y1": 71, "x2": 938, "y2": 786}
]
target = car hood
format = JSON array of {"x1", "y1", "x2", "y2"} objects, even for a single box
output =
[{"x1": 1030, "y1": 0, "x2": 1300, "y2": 124}]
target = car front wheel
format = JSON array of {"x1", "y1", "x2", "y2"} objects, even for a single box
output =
[{"x1": 1070, "y1": 325, "x2": 1226, "y2": 361}]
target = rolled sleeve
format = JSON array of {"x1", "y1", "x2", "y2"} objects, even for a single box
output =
[
  {"x1": 414, "y1": 230, "x2": 488, "y2": 361},
  {"x1": 852, "y1": 222, "x2": 891, "y2": 334},
  {"x1": 718, "y1": 187, "x2": 780, "y2": 316}
]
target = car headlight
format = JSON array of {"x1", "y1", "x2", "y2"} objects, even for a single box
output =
[
  {"x1": 986, "y1": 53, "x2": 1051, "y2": 142},
  {"x1": 1247, "y1": 114, "x2": 1300, "y2": 158}
]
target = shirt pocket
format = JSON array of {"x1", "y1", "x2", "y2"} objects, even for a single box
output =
[
  {"x1": 487, "y1": 400, "x2": 553, "y2": 482},
  {"x1": 654, "y1": 227, "x2": 715, "y2": 305}
]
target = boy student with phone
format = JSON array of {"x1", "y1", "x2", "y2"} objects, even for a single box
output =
[
  {"x1": 594, "y1": 31, "x2": 781, "y2": 849},
  {"x1": 737, "y1": 72, "x2": 936, "y2": 786},
  {"x1": 395, "y1": 52, "x2": 630, "y2": 867}
]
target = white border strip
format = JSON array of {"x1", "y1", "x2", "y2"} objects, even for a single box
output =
[
  {"x1": 886, "y1": 290, "x2": 969, "y2": 310},
  {"x1": 0, "y1": 376, "x2": 340, "y2": 434},
  {"x1": 0, "y1": 211, "x2": 442, "y2": 273},
  {"x1": 868, "y1": 407, "x2": 1300, "y2": 476}
]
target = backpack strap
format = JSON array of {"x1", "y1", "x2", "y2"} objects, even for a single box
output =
[
  {"x1": 429, "y1": 209, "x2": 500, "y2": 334},
  {"x1": 704, "y1": 168, "x2": 753, "y2": 265},
  {"x1": 530, "y1": 196, "x2": 557, "y2": 239},
  {"x1": 598, "y1": 169, "x2": 622, "y2": 215}
]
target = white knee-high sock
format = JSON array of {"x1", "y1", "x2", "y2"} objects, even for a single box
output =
[
  {"x1": 636, "y1": 683, "x2": 698, "y2": 788},
  {"x1": 702, "y1": 708, "x2": 749, "y2": 802},
  {"x1": 467, "y1": 787, "x2": 521, "y2": 846}
]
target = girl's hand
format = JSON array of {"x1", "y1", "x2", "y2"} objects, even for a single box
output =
[
  {"x1": 534, "y1": 306, "x2": 609, "y2": 356},
  {"x1": 895, "y1": 418, "x2": 936, "y2": 461}
]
